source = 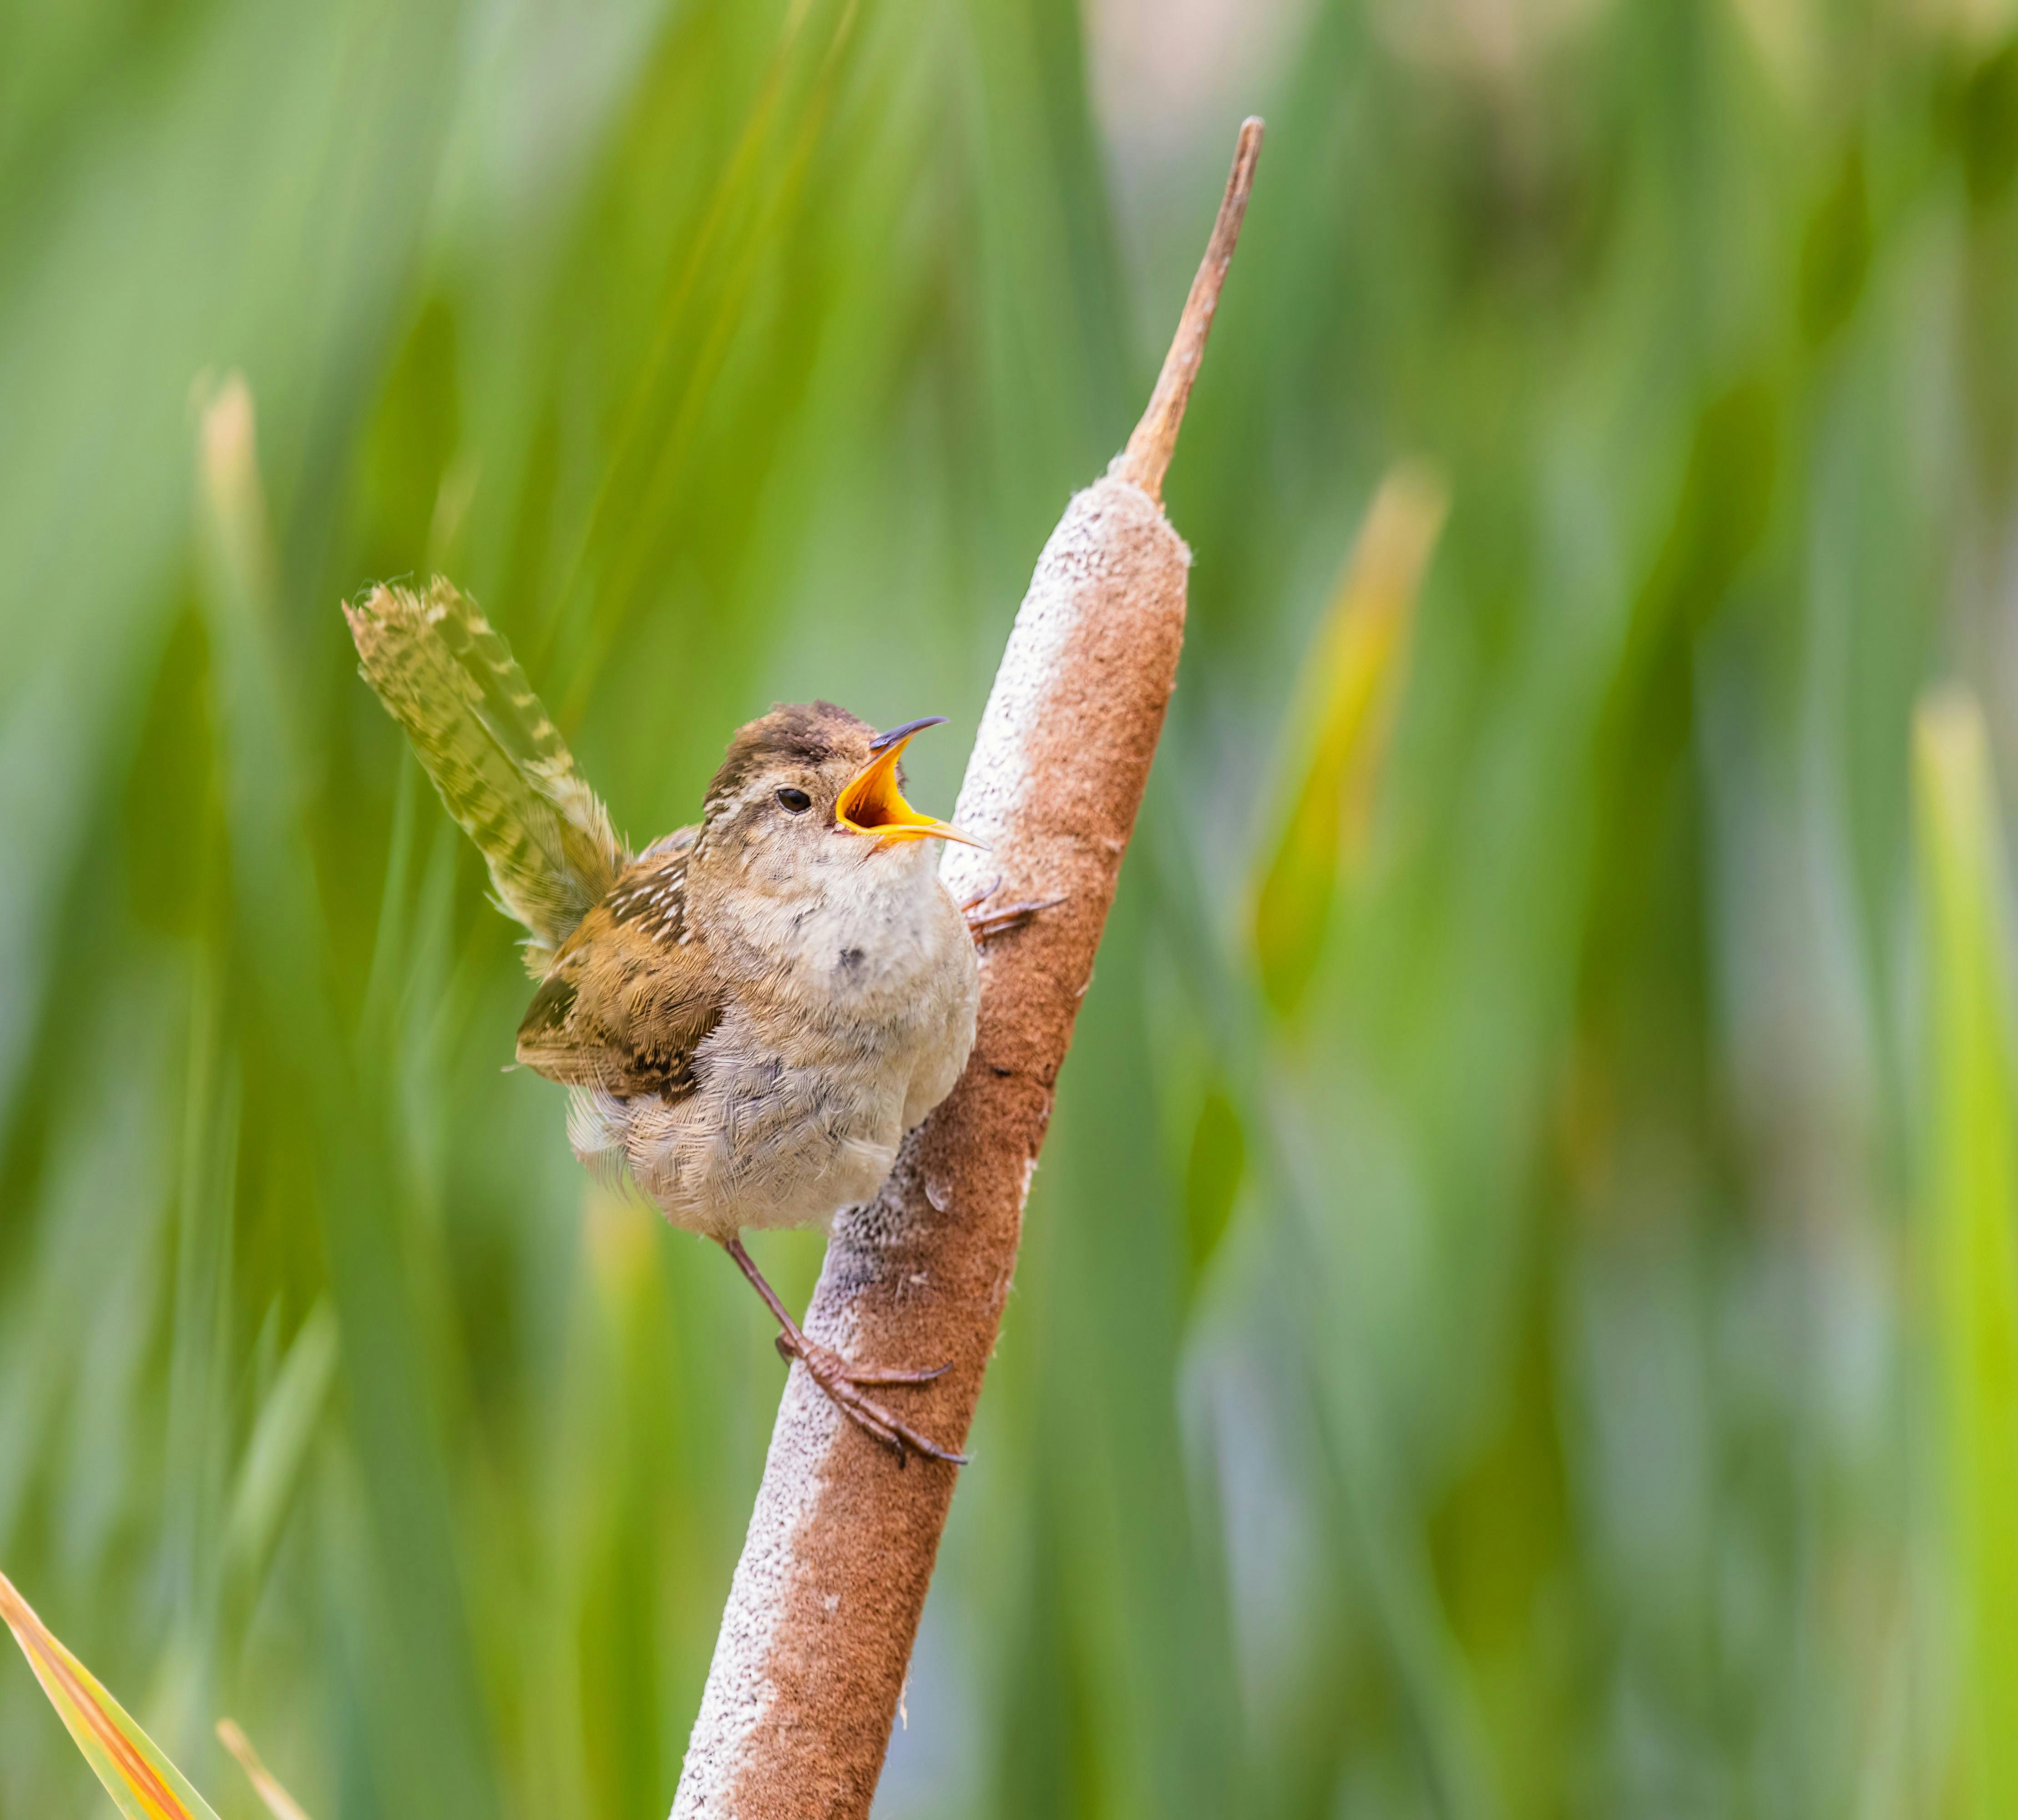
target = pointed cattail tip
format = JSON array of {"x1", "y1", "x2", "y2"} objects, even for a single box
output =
[{"x1": 1113, "y1": 116, "x2": 1264, "y2": 503}]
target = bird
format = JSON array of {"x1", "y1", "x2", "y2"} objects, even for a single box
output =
[{"x1": 344, "y1": 577, "x2": 1047, "y2": 1464}]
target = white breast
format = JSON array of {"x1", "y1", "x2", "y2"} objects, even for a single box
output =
[{"x1": 576, "y1": 853, "x2": 978, "y2": 1240}]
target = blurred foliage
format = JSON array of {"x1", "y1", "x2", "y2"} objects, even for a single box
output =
[
  {"x1": 3, "y1": 1, "x2": 2018, "y2": 1818},
  {"x1": 1253, "y1": 462, "x2": 1445, "y2": 1016}
]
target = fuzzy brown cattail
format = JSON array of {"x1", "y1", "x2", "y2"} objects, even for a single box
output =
[{"x1": 672, "y1": 117, "x2": 1264, "y2": 1820}]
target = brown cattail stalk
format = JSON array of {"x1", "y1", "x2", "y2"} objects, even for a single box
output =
[{"x1": 672, "y1": 117, "x2": 1264, "y2": 1820}]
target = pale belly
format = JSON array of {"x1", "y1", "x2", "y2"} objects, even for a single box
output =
[{"x1": 565, "y1": 950, "x2": 977, "y2": 1240}]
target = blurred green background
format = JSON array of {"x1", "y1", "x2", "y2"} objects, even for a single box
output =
[{"x1": 5, "y1": 0, "x2": 2018, "y2": 1815}]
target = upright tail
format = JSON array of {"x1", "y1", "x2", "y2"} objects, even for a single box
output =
[{"x1": 344, "y1": 578, "x2": 623, "y2": 973}]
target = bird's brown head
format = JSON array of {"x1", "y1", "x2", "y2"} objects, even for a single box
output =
[{"x1": 697, "y1": 703, "x2": 979, "y2": 878}]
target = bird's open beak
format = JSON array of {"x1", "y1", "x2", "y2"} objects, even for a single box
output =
[{"x1": 838, "y1": 717, "x2": 986, "y2": 849}]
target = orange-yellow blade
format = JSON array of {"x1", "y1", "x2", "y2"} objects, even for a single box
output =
[{"x1": 0, "y1": 1569, "x2": 223, "y2": 1820}]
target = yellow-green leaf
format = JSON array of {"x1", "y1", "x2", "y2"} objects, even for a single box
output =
[
  {"x1": 0, "y1": 1570, "x2": 222, "y2": 1820},
  {"x1": 1253, "y1": 463, "x2": 1447, "y2": 1016},
  {"x1": 1913, "y1": 688, "x2": 2018, "y2": 1820}
]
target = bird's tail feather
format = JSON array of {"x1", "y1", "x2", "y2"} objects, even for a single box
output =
[{"x1": 344, "y1": 578, "x2": 622, "y2": 972}]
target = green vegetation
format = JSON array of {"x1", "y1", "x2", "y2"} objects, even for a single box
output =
[{"x1": 2, "y1": 1, "x2": 2016, "y2": 1815}]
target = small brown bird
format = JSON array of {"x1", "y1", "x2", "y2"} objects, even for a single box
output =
[{"x1": 346, "y1": 579, "x2": 1042, "y2": 1462}]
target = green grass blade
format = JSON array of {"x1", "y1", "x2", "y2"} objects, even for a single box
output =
[
  {"x1": 1913, "y1": 688, "x2": 2018, "y2": 1820},
  {"x1": 223, "y1": 1301, "x2": 339, "y2": 1586}
]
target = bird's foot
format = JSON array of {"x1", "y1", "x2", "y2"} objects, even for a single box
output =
[
  {"x1": 773, "y1": 1332, "x2": 967, "y2": 1467},
  {"x1": 961, "y1": 878, "x2": 1064, "y2": 944}
]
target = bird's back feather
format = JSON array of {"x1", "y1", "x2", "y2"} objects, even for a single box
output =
[
  {"x1": 514, "y1": 835, "x2": 725, "y2": 1097},
  {"x1": 345, "y1": 578, "x2": 622, "y2": 972}
]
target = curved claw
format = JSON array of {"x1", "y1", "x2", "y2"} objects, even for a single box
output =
[
  {"x1": 958, "y1": 878, "x2": 1006, "y2": 916},
  {"x1": 843, "y1": 1359, "x2": 953, "y2": 1386},
  {"x1": 965, "y1": 895, "x2": 1066, "y2": 943},
  {"x1": 776, "y1": 1335, "x2": 968, "y2": 1466},
  {"x1": 774, "y1": 1336, "x2": 950, "y2": 1387}
]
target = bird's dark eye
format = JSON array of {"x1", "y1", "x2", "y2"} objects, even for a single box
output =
[{"x1": 775, "y1": 787, "x2": 813, "y2": 814}]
